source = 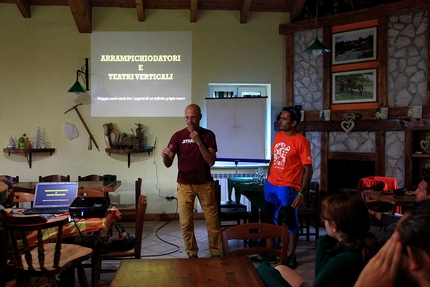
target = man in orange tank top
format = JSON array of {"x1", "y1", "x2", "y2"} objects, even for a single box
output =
[{"x1": 253, "y1": 106, "x2": 313, "y2": 269}]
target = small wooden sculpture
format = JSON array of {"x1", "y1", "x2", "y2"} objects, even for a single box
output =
[{"x1": 103, "y1": 123, "x2": 121, "y2": 148}]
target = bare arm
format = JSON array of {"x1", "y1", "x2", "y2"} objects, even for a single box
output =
[
  {"x1": 291, "y1": 164, "x2": 313, "y2": 209},
  {"x1": 368, "y1": 209, "x2": 382, "y2": 221},
  {"x1": 267, "y1": 156, "x2": 274, "y2": 177},
  {"x1": 190, "y1": 130, "x2": 216, "y2": 166},
  {"x1": 161, "y1": 144, "x2": 175, "y2": 168},
  {"x1": 300, "y1": 164, "x2": 313, "y2": 195},
  {"x1": 274, "y1": 265, "x2": 306, "y2": 287}
]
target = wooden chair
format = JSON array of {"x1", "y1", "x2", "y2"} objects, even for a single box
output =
[
  {"x1": 215, "y1": 180, "x2": 249, "y2": 228},
  {"x1": 298, "y1": 182, "x2": 320, "y2": 244},
  {"x1": 78, "y1": 174, "x2": 103, "y2": 181},
  {"x1": 220, "y1": 222, "x2": 289, "y2": 265},
  {"x1": 92, "y1": 195, "x2": 148, "y2": 287},
  {"x1": 366, "y1": 200, "x2": 395, "y2": 213},
  {"x1": 219, "y1": 179, "x2": 247, "y2": 210},
  {"x1": 0, "y1": 210, "x2": 93, "y2": 287},
  {"x1": 393, "y1": 200, "x2": 415, "y2": 215},
  {"x1": 12, "y1": 190, "x2": 35, "y2": 208},
  {"x1": 135, "y1": 178, "x2": 142, "y2": 210},
  {"x1": 0, "y1": 175, "x2": 19, "y2": 183},
  {"x1": 39, "y1": 174, "x2": 70, "y2": 182}
]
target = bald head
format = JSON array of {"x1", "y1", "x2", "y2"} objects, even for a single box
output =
[
  {"x1": 185, "y1": 104, "x2": 201, "y2": 115},
  {"x1": 185, "y1": 104, "x2": 202, "y2": 132}
]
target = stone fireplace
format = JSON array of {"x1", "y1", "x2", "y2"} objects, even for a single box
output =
[
  {"x1": 327, "y1": 159, "x2": 375, "y2": 194},
  {"x1": 305, "y1": 130, "x2": 404, "y2": 193}
]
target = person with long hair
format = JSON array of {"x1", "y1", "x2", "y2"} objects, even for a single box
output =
[{"x1": 258, "y1": 193, "x2": 381, "y2": 287}]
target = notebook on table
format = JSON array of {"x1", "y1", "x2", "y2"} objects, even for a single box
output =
[{"x1": 23, "y1": 182, "x2": 79, "y2": 215}]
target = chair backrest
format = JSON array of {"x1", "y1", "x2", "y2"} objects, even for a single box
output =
[
  {"x1": 214, "y1": 179, "x2": 221, "y2": 210},
  {"x1": 78, "y1": 188, "x2": 105, "y2": 197},
  {"x1": 134, "y1": 195, "x2": 147, "y2": 258},
  {"x1": 220, "y1": 223, "x2": 289, "y2": 265},
  {"x1": 78, "y1": 174, "x2": 103, "y2": 181},
  {"x1": 13, "y1": 191, "x2": 35, "y2": 206},
  {"x1": 0, "y1": 210, "x2": 68, "y2": 270},
  {"x1": 0, "y1": 175, "x2": 19, "y2": 183},
  {"x1": 305, "y1": 181, "x2": 319, "y2": 214},
  {"x1": 39, "y1": 174, "x2": 70, "y2": 182},
  {"x1": 214, "y1": 179, "x2": 248, "y2": 227},
  {"x1": 135, "y1": 178, "x2": 142, "y2": 211}
]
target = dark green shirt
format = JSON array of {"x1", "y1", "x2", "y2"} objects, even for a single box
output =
[{"x1": 257, "y1": 235, "x2": 366, "y2": 287}]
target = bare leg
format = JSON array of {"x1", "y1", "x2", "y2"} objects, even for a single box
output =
[{"x1": 288, "y1": 233, "x2": 299, "y2": 256}]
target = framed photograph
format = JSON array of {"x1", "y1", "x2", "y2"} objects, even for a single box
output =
[
  {"x1": 332, "y1": 69, "x2": 377, "y2": 105},
  {"x1": 332, "y1": 27, "x2": 377, "y2": 65}
]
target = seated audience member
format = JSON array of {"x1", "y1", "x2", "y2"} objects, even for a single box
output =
[
  {"x1": 257, "y1": 193, "x2": 381, "y2": 287},
  {"x1": 355, "y1": 199, "x2": 430, "y2": 287},
  {"x1": 0, "y1": 176, "x2": 14, "y2": 209},
  {"x1": 369, "y1": 176, "x2": 430, "y2": 244}
]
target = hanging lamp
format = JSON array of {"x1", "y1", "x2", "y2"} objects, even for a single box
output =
[
  {"x1": 68, "y1": 58, "x2": 89, "y2": 94},
  {"x1": 304, "y1": 1, "x2": 330, "y2": 56}
]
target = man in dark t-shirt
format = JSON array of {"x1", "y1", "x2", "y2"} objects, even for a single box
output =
[{"x1": 161, "y1": 104, "x2": 221, "y2": 258}]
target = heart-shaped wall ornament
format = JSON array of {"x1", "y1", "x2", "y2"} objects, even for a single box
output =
[
  {"x1": 341, "y1": 120, "x2": 355, "y2": 133},
  {"x1": 420, "y1": 140, "x2": 429, "y2": 152},
  {"x1": 341, "y1": 112, "x2": 358, "y2": 133}
]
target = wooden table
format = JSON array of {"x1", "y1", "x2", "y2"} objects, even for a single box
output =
[
  {"x1": 364, "y1": 190, "x2": 416, "y2": 203},
  {"x1": 234, "y1": 182, "x2": 265, "y2": 222},
  {"x1": 227, "y1": 177, "x2": 255, "y2": 205},
  {"x1": 14, "y1": 180, "x2": 121, "y2": 193},
  {"x1": 364, "y1": 190, "x2": 416, "y2": 213},
  {"x1": 110, "y1": 256, "x2": 265, "y2": 287}
]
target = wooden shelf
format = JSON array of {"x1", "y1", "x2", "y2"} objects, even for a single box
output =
[
  {"x1": 3, "y1": 148, "x2": 55, "y2": 168},
  {"x1": 411, "y1": 153, "x2": 430, "y2": 158},
  {"x1": 105, "y1": 148, "x2": 153, "y2": 168}
]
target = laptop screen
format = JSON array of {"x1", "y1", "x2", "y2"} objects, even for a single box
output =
[{"x1": 33, "y1": 182, "x2": 79, "y2": 208}]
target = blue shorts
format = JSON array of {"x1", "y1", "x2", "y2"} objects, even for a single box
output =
[{"x1": 263, "y1": 180, "x2": 300, "y2": 234}]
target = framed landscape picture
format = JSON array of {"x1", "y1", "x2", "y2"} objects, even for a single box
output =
[
  {"x1": 332, "y1": 27, "x2": 377, "y2": 65},
  {"x1": 332, "y1": 69, "x2": 377, "y2": 104}
]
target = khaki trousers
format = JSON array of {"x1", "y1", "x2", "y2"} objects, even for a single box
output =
[{"x1": 177, "y1": 181, "x2": 221, "y2": 257}]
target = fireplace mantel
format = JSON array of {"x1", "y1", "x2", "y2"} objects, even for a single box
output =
[{"x1": 297, "y1": 118, "x2": 430, "y2": 132}]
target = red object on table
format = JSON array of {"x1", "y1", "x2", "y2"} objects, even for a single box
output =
[{"x1": 357, "y1": 176, "x2": 398, "y2": 199}]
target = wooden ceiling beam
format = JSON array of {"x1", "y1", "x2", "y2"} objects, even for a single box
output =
[
  {"x1": 136, "y1": 0, "x2": 145, "y2": 22},
  {"x1": 279, "y1": 0, "x2": 430, "y2": 34},
  {"x1": 190, "y1": 0, "x2": 197, "y2": 23},
  {"x1": 67, "y1": 0, "x2": 92, "y2": 33},
  {"x1": 289, "y1": 0, "x2": 305, "y2": 21},
  {"x1": 240, "y1": 0, "x2": 251, "y2": 24},
  {"x1": 15, "y1": 0, "x2": 31, "y2": 18}
]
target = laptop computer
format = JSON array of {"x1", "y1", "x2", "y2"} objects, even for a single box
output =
[{"x1": 23, "y1": 182, "x2": 79, "y2": 215}]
